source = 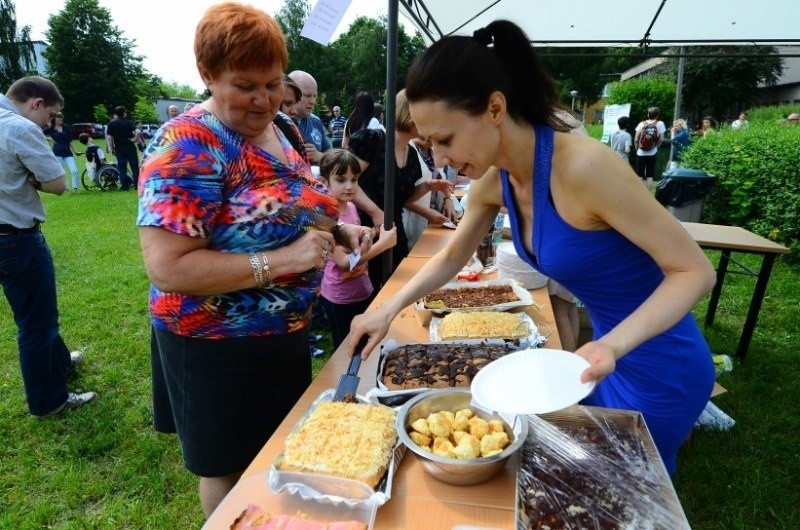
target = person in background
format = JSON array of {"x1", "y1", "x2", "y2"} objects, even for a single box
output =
[
  {"x1": 287, "y1": 70, "x2": 331, "y2": 163},
  {"x1": 167, "y1": 105, "x2": 180, "y2": 120},
  {"x1": 133, "y1": 121, "x2": 146, "y2": 152},
  {"x1": 670, "y1": 119, "x2": 691, "y2": 165},
  {"x1": 105, "y1": 105, "x2": 138, "y2": 191},
  {"x1": 373, "y1": 102, "x2": 384, "y2": 125},
  {"x1": 319, "y1": 149, "x2": 397, "y2": 349},
  {"x1": 43, "y1": 111, "x2": 79, "y2": 192},
  {"x1": 700, "y1": 115, "x2": 718, "y2": 137},
  {"x1": 341, "y1": 91, "x2": 384, "y2": 149},
  {"x1": 634, "y1": 106, "x2": 666, "y2": 190},
  {"x1": 397, "y1": 89, "x2": 450, "y2": 248},
  {"x1": 183, "y1": 102, "x2": 195, "y2": 113},
  {"x1": 731, "y1": 111, "x2": 749, "y2": 130},
  {"x1": 329, "y1": 105, "x2": 346, "y2": 148},
  {"x1": 0, "y1": 76, "x2": 95, "y2": 417},
  {"x1": 347, "y1": 20, "x2": 716, "y2": 476},
  {"x1": 609, "y1": 115, "x2": 632, "y2": 162},
  {"x1": 281, "y1": 74, "x2": 301, "y2": 119},
  {"x1": 77, "y1": 132, "x2": 110, "y2": 181},
  {"x1": 348, "y1": 92, "x2": 452, "y2": 291},
  {"x1": 137, "y1": 3, "x2": 370, "y2": 517}
]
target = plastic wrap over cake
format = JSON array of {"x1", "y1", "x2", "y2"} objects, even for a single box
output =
[
  {"x1": 269, "y1": 389, "x2": 405, "y2": 507},
  {"x1": 517, "y1": 406, "x2": 690, "y2": 530}
]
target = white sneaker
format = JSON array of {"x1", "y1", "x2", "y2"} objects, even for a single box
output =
[
  {"x1": 68, "y1": 351, "x2": 84, "y2": 373},
  {"x1": 32, "y1": 391, "x2": 97, "y2": 418}
]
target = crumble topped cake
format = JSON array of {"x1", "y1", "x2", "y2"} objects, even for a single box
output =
[
  {"x1": 438, "y1": 311, "x2": 529, "y2": 340},
  {"x1": 423, "y1": 284, "x2": 519, "y2": 309},
  {"x1": 380, "y1": 342, "x2": 517, "y2": 390},
  {"x1": 277, "y1": 402, "x2": 397, "y2": 489}
]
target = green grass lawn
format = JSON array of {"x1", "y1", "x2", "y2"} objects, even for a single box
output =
[{"x1": 0, "y1": 170, "x2": 798, "y2": 527}]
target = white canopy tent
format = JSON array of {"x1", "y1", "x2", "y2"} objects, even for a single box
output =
[
  {"x1": 398, "y1": 0, "x2": 799, "y2": 47},
  {"x1": 375, "y1": 0, "x2": 798, "y2": 278}
]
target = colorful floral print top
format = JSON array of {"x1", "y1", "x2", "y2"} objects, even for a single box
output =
[{"x1": 137, "y1": 110, "x2": 338, "y2": 338}]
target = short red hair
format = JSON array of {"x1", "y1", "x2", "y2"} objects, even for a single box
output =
[{"x1": 194, "y1": 2, "x2": 288, "y2": 79}]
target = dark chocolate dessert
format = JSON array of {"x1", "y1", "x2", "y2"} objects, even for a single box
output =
[{"x1": 381, "y1": 342, "x2": 517, "y2": 390}]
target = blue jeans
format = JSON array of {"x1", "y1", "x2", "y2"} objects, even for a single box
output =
[
  {"x1": 116, "y1": 148, "x2": 140, "y2": 190},
  {"x1": 0, "y1": 230, "x2": 71, "y2": 415}
]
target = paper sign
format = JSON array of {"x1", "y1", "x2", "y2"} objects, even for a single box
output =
[
  {"x1": 601, "y1": 103, "x2": 631, "y2": 143},
  {"x1": 348, "y1": 249, "x2": 361, "y2": 271},
  {"x1": 300, "y1": 0, "x2": 353, "y2": 46}
]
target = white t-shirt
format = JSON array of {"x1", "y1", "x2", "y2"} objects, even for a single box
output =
[{"x1": 635, "y1": 119, "x2": 666, "y2": 156}]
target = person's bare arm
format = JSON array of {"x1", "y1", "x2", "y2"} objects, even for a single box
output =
[
  {"x1": 405, "y1": 201, "x2": 448, "y2": 225},
  {"x1": 347, "y1": 169, "x2": 503, "y2": 358},
  {"x1": 352, "y1": 187, "x2": 384, "y2": 227},
  {"x1": 139, "y1": 226, "x2": 334, "y2": 295},
  {"x1": 550, "y1": 135, "x2": 715, "y2": 382},
  {"x1": 31, "y1": 174, "x2": 67, "y2": 195}
]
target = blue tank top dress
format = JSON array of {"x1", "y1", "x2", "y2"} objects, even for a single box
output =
[{"x1": 500, "y1": 124, "x2": 714, "y2": 475}]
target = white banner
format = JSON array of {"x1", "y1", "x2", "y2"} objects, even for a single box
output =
[
  {"x1": 601, "y1": 104, "x2": 631, "y2": 143},
  {"x1": 300, "y1": 0, "x2": 353, "y2": 46}
]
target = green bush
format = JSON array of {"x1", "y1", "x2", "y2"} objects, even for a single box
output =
[{"x1": 680, "y1": 122, "x2": 800, "y2": 261}]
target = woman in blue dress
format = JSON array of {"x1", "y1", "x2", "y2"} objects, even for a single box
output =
[{"x1": 348, "y1": 20, "x2": 716, "y2": 475}]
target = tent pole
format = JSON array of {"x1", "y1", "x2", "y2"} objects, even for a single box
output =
[
  {"x1": 382, "y1": 0, "x2": 399, "y2": 283},
  {"x1": 670, "y1": 46, "x2": 685, "y2": 164}
]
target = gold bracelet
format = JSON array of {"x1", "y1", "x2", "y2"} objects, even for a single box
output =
[
  {"x1": 248, "y1": 252, "x2": 264, "y2": 288},
  {"x1": 261, "y1": 252, "x2": 274, "y2": 287}
]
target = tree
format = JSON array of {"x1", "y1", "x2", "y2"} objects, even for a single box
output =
[
  {"x1": 277, "y1": 0, "x2": 330, "y2": 80},
  {"x1": 92, "y1": 103, "x2": 108, "y2": 124},
  {"x1": 42, "y1": 0, "x2": 145, "y2": 123},
  {"x1": 132, "y1": 96, "x2": 158, "y2": 123},
  {"x1": 608, "y1": 75, "x2": 676, "y2": 125},
  {"x1": 0, "y1": 0, "x2": 36, "y2": 90},
  {"x1": 275, "y1": 1, "x2": 425, "y2": 117},
  {"x1": 655, "y1": 46, "x2": 783, "y2": 122},
  {"x1": 541, "y1": 47, "x2": 647, "y2": 107}
]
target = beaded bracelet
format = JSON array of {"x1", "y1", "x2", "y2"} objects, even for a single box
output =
[
  {"x1": 248, "y1": 252, "x2": 264, "y2": 288},
  {"x1": 261, "y1": 252, "x2": 274, "y2": 287}
]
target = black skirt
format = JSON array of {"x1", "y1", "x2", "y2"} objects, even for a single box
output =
[{"x1": 151, "y1": 326, "x2": 311, "y2": 477}]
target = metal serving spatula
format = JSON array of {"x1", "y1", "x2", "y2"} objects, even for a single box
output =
[{"x1": 333, "y1": 336, "x2": 369, "y2": 402}]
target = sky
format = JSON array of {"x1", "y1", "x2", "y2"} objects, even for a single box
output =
[{"x1": 15, "y1": 0, "x2": 411, "y2": 93}]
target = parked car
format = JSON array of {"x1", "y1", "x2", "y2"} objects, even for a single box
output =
[
  {"x1": 141, "y1": 123, "x2": 160, "y2": 139},
  {"x1": 71, "y1": 122, "x2": 103, "y2": 140}
]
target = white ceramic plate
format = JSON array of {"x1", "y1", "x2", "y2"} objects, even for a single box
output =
[{"x1": 470, "y1": 348, "x2": 595, "y2": 415}]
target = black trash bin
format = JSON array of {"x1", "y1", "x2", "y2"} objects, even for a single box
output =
[{"x1": 654, "y1": 168, "x2": 716, "y2": 222}]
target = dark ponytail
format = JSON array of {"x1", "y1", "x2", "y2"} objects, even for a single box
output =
[{"x1": 406, "y1": 20, "x2": 566, "y2": 130}]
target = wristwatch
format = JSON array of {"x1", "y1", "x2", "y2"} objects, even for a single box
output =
[{"x1": 333, "y1": 221, "x2": 346, "y2": 244}]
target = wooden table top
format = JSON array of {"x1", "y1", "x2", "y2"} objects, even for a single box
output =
[
  {"x1": 682, "y1": 222, "x2": 789, "y2": 254},
  {"x1": 202, "y1": 230, "x2": 561, "y2": 529}
]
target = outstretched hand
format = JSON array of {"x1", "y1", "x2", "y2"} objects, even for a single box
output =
[
  {"x1": 346, "y1": 308, "x2": 391, "y2": 360},
  {"x1": 574, "y1": 340, "x2": 617, "y2": 385}
]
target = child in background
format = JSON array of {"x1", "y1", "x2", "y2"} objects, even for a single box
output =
[
  {"x1": 319, "y1": 149, "x2": 397, "y2": 350},
  {"x1": 77, "y1": 132, "x2": 108, "y2": 182},
  {"x1": 609, "y1": 116, "x2": 632, "y2": 162}
]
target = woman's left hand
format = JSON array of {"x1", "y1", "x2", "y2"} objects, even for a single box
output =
[
  {"x1": 336, "y1": 223, "x2": 373, "y2": 255},
  {"x1": 428, "y1": 180, "x2": 455, "y2": 194},
  {"x1": 574, "y1": 340, "x2": 617, "y2": 385}
]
